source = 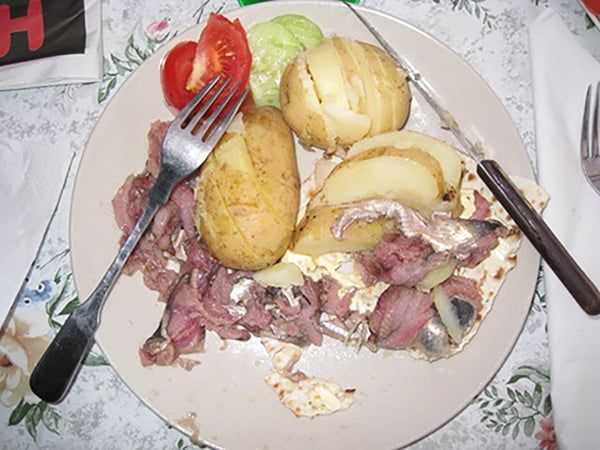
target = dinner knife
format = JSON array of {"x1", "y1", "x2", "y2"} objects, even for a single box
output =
[{"x1": 340, "y1": 1, "x2": 600, "y2": 316}]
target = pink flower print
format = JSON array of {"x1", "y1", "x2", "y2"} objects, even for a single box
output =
[
  {"x1": 146, "y1": 20, "x2": 170, "y2": 40},
  {"x1": 535, "y1": 418, "x2": 558, "y2": 450}
]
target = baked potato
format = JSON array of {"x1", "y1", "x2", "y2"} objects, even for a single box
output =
[
  {"x1": 195, "y1": 106, "x2": 300, "y2": 270},
  {"x1": 280, "y1": 37, "x2": 411, "y2": 153}
]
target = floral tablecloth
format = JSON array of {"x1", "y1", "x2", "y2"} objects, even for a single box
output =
[{"x1": 1, "y1": 0, "x2": 598, "y2": 448}]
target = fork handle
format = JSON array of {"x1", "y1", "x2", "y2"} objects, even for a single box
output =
[
  {"x1": 478, "y1": 159, "x2": 600, "y2": 316},
  {"x1": 30, "y1": 172, "x2": 176, "y2": 403},
  {"x1": 29, "y1": 299, "x2": 99, "y2": 403}
]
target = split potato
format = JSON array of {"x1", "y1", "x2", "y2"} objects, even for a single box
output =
[
  {"x1": 195, "y1": 106, "x2": 300, "y2": 270},
  {"x1": 280, "y1": 37, "x2": 411, "y2": 152}
]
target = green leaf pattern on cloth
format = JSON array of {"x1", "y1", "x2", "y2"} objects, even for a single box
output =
[
  {"x1": 433, "y1": 0, "x2": 497, "y2": 28},
  {"x1": 2, "y1": 250, "x2": 108, "y2": 440},
  {"x1": 97, "y1": 0, "x2": 226, "y2": 104},
  {"x1": 474, "y1": 266, "x2": 556, "y2": 448},
  {"x1": 8, "y1": 399, "x2": 61, "y2": 441}
]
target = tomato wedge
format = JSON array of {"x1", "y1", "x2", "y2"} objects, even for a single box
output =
[
  {"x1": 160, "y1": 41, "x2": 197, "y2": 110},
  {"x1": 160, "y1": 13, "x2": 253, "y2": 112}
]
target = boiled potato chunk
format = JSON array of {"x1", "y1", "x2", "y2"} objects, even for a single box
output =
[
  {"x1": 416, "y1": 259, "x2": 458, "y2": 291},
  {"x1": 195, "y1": 106, "x2": 300, "y2": 270},
  {"x1": 253, "y1": 262, "x2": 305, "y2": 287},
  {"x1": 280, "y1": 37, "x2": 411, "y2": 152},
  {"x1": 309, "y1": 147, "x2": 445, "y2": 214},
  {"x1": 348, "y1": 131, "x2": 465, "y2": 215},
  {"x1": 292, "y1": 205, "x2": 391, "y2": 256}
]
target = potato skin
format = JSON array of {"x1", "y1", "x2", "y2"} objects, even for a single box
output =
[{"x1": 195, "y1": 106, "x2": 300, "y2": 270}]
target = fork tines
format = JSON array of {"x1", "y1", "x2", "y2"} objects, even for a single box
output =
[
  {"x1": 176, "y1": 75, "x2": 249, "y2": 143},
  {"x1": 580, "y1": 82, "x2": 600, "y2": 195}
]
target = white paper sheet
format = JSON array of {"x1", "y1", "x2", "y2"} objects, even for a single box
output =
[
  {"x1": 529, "y1": 8, "x2": 600, "y2": 449},
  {"x1": 0, "y1": 0, "x2": 102, "y2": 90},
  {"x1": 0, "y1": 140, "x2": 72, "y2": 326}
]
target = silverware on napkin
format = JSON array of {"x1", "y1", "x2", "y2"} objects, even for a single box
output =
[{"x1": 340, "y1": 1, "x2": 600, "y2": 315}]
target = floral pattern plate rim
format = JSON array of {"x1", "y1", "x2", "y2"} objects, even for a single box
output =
[{"x1": 69, "y1": 2, "x2": 539, "y2": 449}]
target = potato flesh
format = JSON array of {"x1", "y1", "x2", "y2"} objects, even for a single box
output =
[
  {"x1": 304, "y1": 39, "x2": 372, "y2": 147},
  {"x1": 352, "y1": 41, "x2": 387, "y2": 135},
  {"x1": 320, "y1": 103, "x2": 371, "y2": 147},
  {"x1": 195, "y1": 106, "x2": 299, "y2": 270},
  {"x1": 305, "y1": 40, "x2": 349, "y2": 109},
  {"x1": 330, "y1": 37, "x2": 367, "y2": 114},
  {"x1": 348, "y1": 40, "x2": 385, "y2": 137},
  {"x1": 317, "y1": 157, "x2": 438, "y2": 210},
  {"x1": 313, "y1": 157, "x2": 340, "y2": 191}
]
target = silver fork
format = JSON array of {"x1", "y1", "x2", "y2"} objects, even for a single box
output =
[
  {"x1": 581, "y1": 82, "x2": 600, "y2": 196},
  {"x1": 30, "y1": 76, "x2": 248, "y2": 404}
]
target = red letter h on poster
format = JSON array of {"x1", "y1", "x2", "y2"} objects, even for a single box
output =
[{"x1": 0, "y1": 0, "x2": 45, "y2": 58}]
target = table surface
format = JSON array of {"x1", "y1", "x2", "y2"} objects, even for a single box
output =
[{"x1": 1, "y1": 0, "x2": 599, "y2": 448}]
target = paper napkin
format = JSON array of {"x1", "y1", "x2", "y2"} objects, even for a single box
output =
[
  {"x1": 0, "y1": 0, "x2": 102, "y2": 90},
  {"x1": 530, "y1": 8, "x2": 600, "y2": 449},
  {"x1": 0, "y1": 140, "x2": 73, "y2": 326}
]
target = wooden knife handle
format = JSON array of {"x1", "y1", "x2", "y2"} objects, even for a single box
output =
[{"x1": 477, "y1": 159, "x2": 600, "y2": 316}]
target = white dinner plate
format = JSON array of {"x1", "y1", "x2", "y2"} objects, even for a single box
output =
[{"x1": 70, "y1": 2, "x2": 539, "y2": 449}]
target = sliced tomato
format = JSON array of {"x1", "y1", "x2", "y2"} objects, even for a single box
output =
[
  {"x1": 160, "y1": 41, "x2": 197, "y2": 110},
  {"x1": 160, "y1": 13, "x2": 252, "y2": 112},
  {"x1": 187, "y1": 13, "x2": 252, "y2": 108}
]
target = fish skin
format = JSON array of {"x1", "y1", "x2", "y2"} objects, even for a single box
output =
[{"x1": 331, "y1": 199, "x2": 506, "y2": 259}]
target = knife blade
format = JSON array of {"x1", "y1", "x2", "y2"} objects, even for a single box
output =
[{"x1": 340, "y1": 1, "x2": 600, "y2": 316}]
